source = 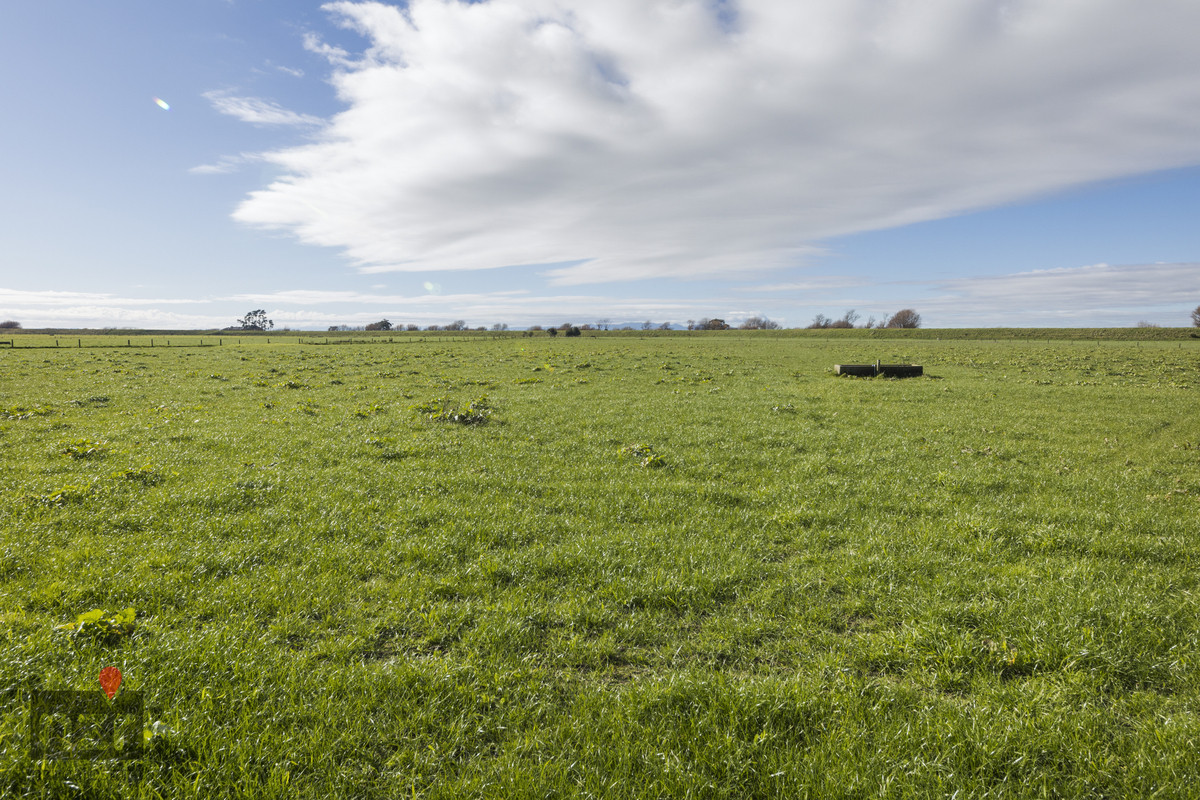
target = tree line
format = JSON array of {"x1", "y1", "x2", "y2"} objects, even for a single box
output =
[
  {"x1": 5, "y1": 304, "x2": 1200, "y2": 334},
  {"x1": 806, "y1": 309, "x2": 921, "y2": 329}
]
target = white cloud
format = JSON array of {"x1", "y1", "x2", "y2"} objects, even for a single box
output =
[
  {"x1": 226, "y1": 0, "x2": 1200, "y2": 284},
  {"x1": 6, "y1": 260, "x2": 1194, "y2": 329},
  {"x1": 0, "y1": 289, "x2": 206, "y2": 307},
  {"x1": 302, "y1": 32, "x2": 357, "y2": 67},
  {"x1": 738, "y1": 277, "x2": 871, "y2": 294},
  {"x1": 203, "y1": 90, "x2": 323, "y2": 127},
  {"x1": 919, "y1": 262, "x2": 1200, "y2": 326},
  {"x1": 189, "y1": 152, "x2": 268, "y2": 175}
]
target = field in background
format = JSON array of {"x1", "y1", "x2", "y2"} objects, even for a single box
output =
[
  {"x1": 2, "y1": 334, "x2": 1199, "y2": 798},
  {"x1": 4, "y1": 325, "x2": 1200, "y2": 343}
]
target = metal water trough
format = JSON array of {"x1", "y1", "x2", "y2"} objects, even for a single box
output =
[{"x1": 835, "y1": 361, "x2": 923, "y2": 378}]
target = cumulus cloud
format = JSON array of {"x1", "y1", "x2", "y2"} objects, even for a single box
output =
[
  {"x1": 203, "y1": 90, "x2": 323, "y2": 127},
  {"x1": 227, "y1": 0, "x2": 1200, "y2": 284}
]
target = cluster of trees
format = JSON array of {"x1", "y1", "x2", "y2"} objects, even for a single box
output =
[
  {"x1": 808, "y1": 309, "x2": 921, "y2": 329},
  {"x1": 687, "y1": 318, "x2": 731, "y2": 330},
  {"x1": 739, "y1": 316, "x2": 781, "y2": 330},
  {"x1": 237, "y1": 310, "x2": 274, "y2": 331},
  {"x1": 333, "y1": 320, "x2": 516, "y2": 332},
  {"x1": 0, "y1": 320, "x2": 20, "y2": 329}
]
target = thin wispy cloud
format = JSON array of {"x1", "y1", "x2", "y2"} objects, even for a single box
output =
[
  {"x1": 738, "y1": 277, "x2": 872, "y2": 294},
  {"x1": 921, "y1": 262, "x2": 1200, "y2": 326},
  {"x1": 203, "y1": 90, "x2": 323, "y2": 127},
  {"x1": 0, "y1": 289, "x2": 207, "y2": 307},
  {"x1": 302, "y1": 31, "x2": 357, "y2": 68},
  {"x1": 227, "y1": 0, "x2": 1200, "y2": 285},
  {"x1": 189, "y1": 152, "x2": 267, "y2": 175},
  {"x1": 5, "y1": 259, "x2": 1193, "y2": 329}
]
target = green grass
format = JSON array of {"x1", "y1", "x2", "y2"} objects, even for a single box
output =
[{"x1": 2, "y1": 335, "x2": 1199, "y2": 797}]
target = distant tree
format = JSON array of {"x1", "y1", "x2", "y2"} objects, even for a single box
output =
[
  {"x1": 444, "y1": 320, "x2": 467, "y2": 331},
  {"x1": 596, "y1": 318, "x2": 611, "y2": 331},
  {"x1": 657, "y1": 321, "x2": 672, "y2": 330},
  {"x1": 529, "y1": 325, "x2": 544, "y2": 331},
  {"x1": 1192, "y1": 305, "x2": 1200, "y2": 327},
  {"x1": 863, "y1": 316, "x2": 877, "y2": 329},
  {"x1": 885, "y1": 309, "x2": 922, "y2": 329},
  {"x1": 1136, "y1": 320, "x2": 1161, "y2": 328},
  {"x1": 365, "y1": 319, "x2": 392, "y2": 331},
  {"x1": 695, "y1": 318, "x2": 710, "y2": 330},
  {"x1": 564, "y1": 326, "x2": 582, "y2": 337},
  {"x1": 580, "y1": 324, "x2": 594, "y2": 331},
  {"x1": 686, "y1": 320, "x2": 696, "y2": 331},
  {"x1": 558, "y1": 323, "x2": 574, "y2": 331},
  {"x1": 237, "y1": 309, "x2": 274, "y2": 331},
  {"x1": 406, "y1": 324, "x2": 419, "y2": 331},
  {"x1": 0, "y1": 320, "x2": 21, "y2": 329},
  {"x1": 547, "y1": 327, "x2": 558, "y2": 337},
  {"x1": 492, "y1": 323, "x2": 508, "y2": 331},
  {"x1": 740, "y1": 316, "x2": 781, "y2": 330},
  {"x1": 701, "y1": 318, "x2": 730, "y2": 330},
  {"x1": 426, "y1": 324, "x2": 440, "y2": 331},
  {"x1": 807, "y1": 314, "x2": 830, "y2": 329}
]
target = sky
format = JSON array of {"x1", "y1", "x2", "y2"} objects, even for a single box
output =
[{"x1": 2, "y1": 0, "x2": 1199, "y2": 330}]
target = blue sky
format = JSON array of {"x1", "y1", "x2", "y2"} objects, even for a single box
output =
[{"x1": 2, "y1": 0, "x2": 1199, "y2": 330}]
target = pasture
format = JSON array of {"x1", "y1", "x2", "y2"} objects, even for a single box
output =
[{"x1": 2, "y1": 333, "x2": 1199, "y2": 798}]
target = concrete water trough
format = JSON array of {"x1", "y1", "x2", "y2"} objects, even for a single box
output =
[{"x1": 835, "y1": 362, "x2": 923, "y2": 378}]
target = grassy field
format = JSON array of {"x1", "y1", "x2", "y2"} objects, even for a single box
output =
[{"x1": 2, "y1": 333, "x2": 1199, "y2": 798}]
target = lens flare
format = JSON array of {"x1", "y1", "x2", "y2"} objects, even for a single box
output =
[{"x1": 154, "y1": 97, "x2": 170, "y2": 111}]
